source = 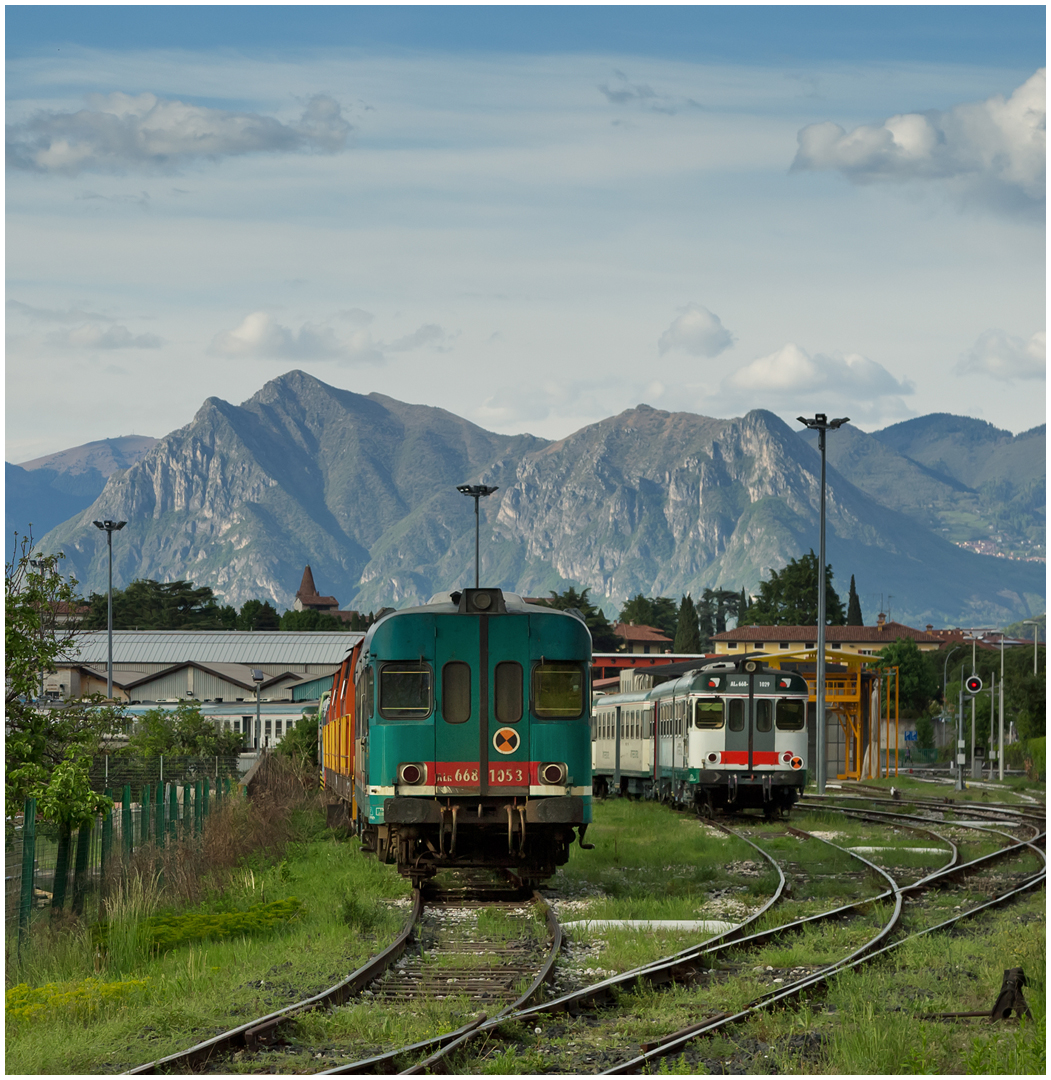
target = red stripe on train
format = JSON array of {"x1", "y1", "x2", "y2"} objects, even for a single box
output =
[{"x1": 720, "y1": 751, "x2": 782, "y2": 766}]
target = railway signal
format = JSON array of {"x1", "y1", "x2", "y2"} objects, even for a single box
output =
[{"x1": 965, "y1": 674, "x2": 983, "y2": 695}]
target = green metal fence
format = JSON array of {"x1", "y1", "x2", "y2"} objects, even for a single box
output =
[{"x1": 6, "y1": 755, "x2": 243, "y2": 949}]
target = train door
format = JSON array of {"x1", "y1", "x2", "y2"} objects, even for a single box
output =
[
  {"x1": 750, "y1": 673, "x2": 779, "y2": 767},
  {"x1": 485, "y1": 614, "x2": 530, "y2": 795},
  {"x1": 434, "y1": 616, "x2": 483, "y2": 794},
  {"x1": 724, "y1": 677, "x2": 749, "y2": 767}
]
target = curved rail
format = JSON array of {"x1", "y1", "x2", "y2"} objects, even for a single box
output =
[
  {"x1": 600, "y1": 814, "x2": 1046, "y2": 1074},
  {"x1": 126, "y1": 890, "x2": 425, "y2": 1075}
]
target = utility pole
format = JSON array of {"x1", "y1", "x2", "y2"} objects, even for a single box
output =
[{"x1": 456, "y1": 484, "x2": 498, "y2": 588}]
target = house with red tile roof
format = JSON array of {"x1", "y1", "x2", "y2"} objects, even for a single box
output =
[
  {"x1": 612, "y1": 621, "x2": 674, "y2": 655},
  {"x1": 712, "y1": 612, "x2": 943, "y2": 658}
]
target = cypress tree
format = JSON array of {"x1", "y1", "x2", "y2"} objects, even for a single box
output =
[
  {"x1": 674, "y1": 594, "x2": 702, "y2": 653},
  {"x1": 846, "y1": 575, "x2": 863, "y2": 626}
]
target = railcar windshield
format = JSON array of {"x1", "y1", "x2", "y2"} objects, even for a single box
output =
[
  {"x1": 379, "y1": 662, "x2": 433, "y2": 719},
  {"x1": 693, "y1": 698, "x2": 724, "y2": 729},
  {"x1": 776, "y1": 699, "x2": 806, "y2": 730},
  {"x1": 532, "y1": 661, "x2": 585, "y2": 718}
]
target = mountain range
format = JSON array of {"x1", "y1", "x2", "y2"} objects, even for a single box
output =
[{"x1": 10, "y1": 371, "x2": 1045, "y2": 628}]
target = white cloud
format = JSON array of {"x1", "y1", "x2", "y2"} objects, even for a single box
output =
[
  {"x1": 956, "y1": 329, "x2": 1045, "y2": 382},
  {"x1": 6, "y1": 92, "x2": 352, "y2": 175},
  {"x1": 6, "y1": 298, "x2": 162, "y2": 348},
  {"x1": 387, "y1": 324, "x2": 453, "y2": 352},
  {"x1": 208, "y1": 312, "x2": 454, "y2": 365},
  {"x1": 692, "y1": 343, "x2": 915, "y2": 426},
  {"x1": 792, "y1": 69, "x2": 1045, "y2": 211},
  {"x1": 209, "y1": 312, "x2": 380, "y2": 364},
  {"x1": 658, "y1": 303, "x2": 735, "y2": 358},
  {"x1": 52, "y1": 324, "x2": 162, "y2": 349}
]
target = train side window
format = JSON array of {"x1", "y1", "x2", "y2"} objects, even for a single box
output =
[
  {"x1": 379, "y1": 662, "x2": 432, "y2": 719},
  {"x1": 494, "y1": 661, "x2": 523, "y2": 723},
  {"x1": 728, "y1": 699, "x2": 745, "y2": 732},
  {"x1": 776, "y1": 700, "x2": 806, "y2": 731},
  {"x1": 694, "y1": 699, "x2": 724, "y2": 729},
  {"x1": 532, "y1": 662, "x2": 584, "y2": 718},
  {"x1": 755, "y1": 699, "x2": 773, "y2": 732},
  {"x1": 441, "y1": 661, "x2": 471, "y2": 724}
]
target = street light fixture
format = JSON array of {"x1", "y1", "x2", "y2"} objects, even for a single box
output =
[
  {"x1": 797, "y1": 413, "x2": 849, "y2": 795},
  {"x1": 92, "y1": 519, "x2": 127, "y2": 700},
  {"x1": 456, "y1": 484, "x2": 498, "y2": 588}
]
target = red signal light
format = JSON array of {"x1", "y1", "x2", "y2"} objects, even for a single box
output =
[{"x1": 965, "y1": 675, "x2": 983, "y2": 695}]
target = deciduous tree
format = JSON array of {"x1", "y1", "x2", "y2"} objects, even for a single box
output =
[
  {"x1": 748, "y1": 551, "x2": 845, "y2": 627},
  {"x1": 542, "y1": 587, "x2": 619, "y2": 652}
]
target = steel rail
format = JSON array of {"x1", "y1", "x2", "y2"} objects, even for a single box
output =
[
  {"x1": 377, "y1": 826, "x2": 901, "y2": 1076},
  {"x1": 125, "y1": 889, "x2": 425, "y2": 1075},
  {"x1": 601, "y1": 817, "x2": 1046, "y2": 1074},
  {"x1": 796, "y1": 804, "x2": 1047, "y2": 877},
  {"x1": 807, "y1": 790, "x2": 1045, "y2": 831},
  {"x1": 322, "y1": 890, "x2": 562, "y2": 1076},
  {"x1": 603, "y1": 861, "x2": 1045, "y2": 1074}
]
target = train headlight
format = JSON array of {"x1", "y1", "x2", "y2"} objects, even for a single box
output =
[
  {"x1": 782, "y1": 751, "x2": 793, "y2": 763},
  {"x1": 398, "y1": 762, "x2": 425, "y2": 786},
  {"x1": 540, "y1": 762, "x2": 567, "y2": 785},
  {"x1": 707, "y1": 752, "x2": 720, "y2": 764},
  {"x1": 790, "y1": 757, "x2": 803, "y2": 770}
]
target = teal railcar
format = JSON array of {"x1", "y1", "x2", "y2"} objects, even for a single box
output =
[{"x1": 350, "y1": 588, "x2": 593, "y2": 886}]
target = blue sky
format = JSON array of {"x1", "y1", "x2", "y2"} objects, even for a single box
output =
[{"x1": 6, "y1": 5, "x2": 1046, "y2": 461}]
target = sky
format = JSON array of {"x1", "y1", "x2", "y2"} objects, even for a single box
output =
[{"x1": 6, "y1": 5, "x2": 1047, "y2": 464}]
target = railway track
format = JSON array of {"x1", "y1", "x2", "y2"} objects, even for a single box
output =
[
  {"x1": 126, "y1": 870, "x2": 558, "y2": 1075},
  {"x1": 125, "y1": 798, "x2": 1043, "y2": 1075}
]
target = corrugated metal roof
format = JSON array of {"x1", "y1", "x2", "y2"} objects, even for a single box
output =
[{"x1": 61, "y1": 631, "x2": 363, "y2": 666}]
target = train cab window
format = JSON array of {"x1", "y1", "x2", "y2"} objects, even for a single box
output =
[
  {"x1": 495, "y1": 661, "x2": 523, "y2": 723},
  {"x1": 755, "y1": 699, "x2": 773, "y2": 732},
  {"x1": 694, "y1": 699, "x2": 724, "y2": 729},
  {"x1": 728, "y1": 699, "x2": 745, "y2": 732},
  {"x1": 776, "y1": 700, "x2": 806, "y2": 731},
  {"x1": 441, "y1": 661, "x2": 471, "y2": 724},
  {"x1": 379, "y1": 662, "x2": 432, "y2": 719},
  {"x1": 533, "y1": 662, "x2": 584, "y2": 718}
]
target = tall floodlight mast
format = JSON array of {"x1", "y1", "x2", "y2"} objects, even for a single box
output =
[
  {"x1": 92, "y1": 519, "x2": 127, "y2": 700},
  {"x1": 796, "y1": 414, "x2": 849, "y2": 795},
  {"x1": 456, "y1": 485, "x2": 498, "y2": 588}
]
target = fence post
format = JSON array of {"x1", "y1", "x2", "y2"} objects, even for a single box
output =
[
  {"x1": 168, "y1": 784, "x2": 178, "y2": 843},
  {"x1": 183, "y1": 782, "x2": 192, "y2": 837},
  {"x1": 71, "y1": 821, "x2": 92, "y2": 916},
  {"x1": 52, "y1": 824, "x2": 72, "y2": 915},
  {"x1": 194, "y1": 780, "x2": 203, "y2": 835},
  {"x1": 142, "y1": 783, "x2": 151, "y2": 845},
  {"x1": 18, "y1": 797, "x2": 37, "y2": 949},
  {"x1": 122, "y1": 784, "x2": 133, "y2": 861},
  {"x1": 101, "y1": 790, "x2": 113, "y2": 897},
  {"x1": 155, "y1": 784, "x2": 165, "y2": 848},
  {"x1": 203, "y1": 776, "x2": 210, "y2": 817}
]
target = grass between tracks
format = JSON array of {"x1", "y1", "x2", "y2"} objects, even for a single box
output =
[{"x1": 5, "y1": 783, "x2": 1044, "y2": 1074}]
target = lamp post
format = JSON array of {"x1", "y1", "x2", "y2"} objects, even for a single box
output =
[
  {"x1": 1023, "y1": 620, "x2": 1040, "y2": 675},
  {"x1": 797, "y1": 413, "x2": 849, "y2": 795},
  {"x1": 456, "y1": 484, "x2": 498, "y2": 588},
  {"x1": 251, "y1": 669, "x2": 265, "y2": 751},
  {"x1": 92, "y1": 519, "x2": 126, "y2": 700}
]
